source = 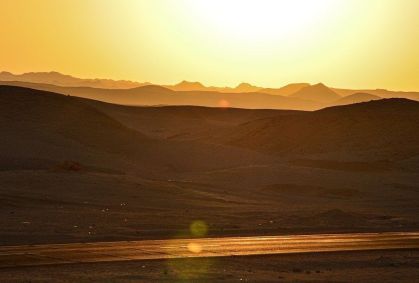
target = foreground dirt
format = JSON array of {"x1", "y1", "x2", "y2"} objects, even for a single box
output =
[
  {"x1": 0, "y1": 250, "x2": 418, "y2": 282},
  {"x1": 1, "y1": 168, "x2": 419, "y2": 246}
]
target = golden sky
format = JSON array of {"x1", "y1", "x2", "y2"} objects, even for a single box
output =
[{"x1": 1, "y1": 0, "x2": 418, "y2": 90}]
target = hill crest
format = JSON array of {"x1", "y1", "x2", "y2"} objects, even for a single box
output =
[{"x1": 290, "y1": 83, "x2": 341, "y2": 103}]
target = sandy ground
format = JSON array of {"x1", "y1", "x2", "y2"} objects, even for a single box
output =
[
  {"x1": 1, "y1": 168, "x2": 419, "y2": 246},
  {"x1": 0, "y1": 250, "x2": 418, "y2": 282}
]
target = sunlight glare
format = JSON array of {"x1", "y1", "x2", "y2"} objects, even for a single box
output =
[{"x1": 188, "y1": 0, "x2": 338, "y2": 42}]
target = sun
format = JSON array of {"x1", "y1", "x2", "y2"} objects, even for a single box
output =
[{"x1": 186, "y1": 0, "x2": 338, "y2": 42}]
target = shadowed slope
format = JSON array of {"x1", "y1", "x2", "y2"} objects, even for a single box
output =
[
  {"x1": 0, "y1": 81, "x2": 175, "y2": 105},
  {"x1": 0, "y1": 85, "x2": 271, "y2": 175},
  {"x1": 0, "y1": 85, "x2": 153, "y2": 172},
  {"x1": 0, "y1": 85, "x2": 150, "y2": 151},
  {"x1": 78, "y1": 99, "x2": 293, "y2": 140},
  {"x1": 220, "y1": 99, "x2": 419, "y2": 160}
]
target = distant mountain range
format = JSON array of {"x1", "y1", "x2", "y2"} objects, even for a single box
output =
[
  {"x1": 335, "y1": 93, "x2": 382, "y2": 106},
  {"x1": 0, "y1": 81, "x2": 324, "y2": 110},
  {"x1": 1, "y1": 71, "x2": 418, "y2": 110},
  {"x1": 0, "y1": 71, "x2": 149, "y2": 89},
  {"x1": 165, "y1": 81, "x2": 264, "y2": 93}
]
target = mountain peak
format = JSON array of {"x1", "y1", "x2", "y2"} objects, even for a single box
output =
[
  {"x1": 290, "y1": 83, "x2": 340, "y2": 103},
  {"x1": 312, "y1": 82, "x2": 329, "y2": 89},
  {"x1": 235, "y1": 82, "x2": 261, "y2": 92},
  {"x1": 176, "y1": 80, "x2": 204, "y2": 87},
  {"x1": 172, "y1": 81, "x2": 206, "y2": 91}
]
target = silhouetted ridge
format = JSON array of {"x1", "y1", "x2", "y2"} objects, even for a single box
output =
[
  {"x1": 263, "y1": 83, "x2": 310, "y2": 96},
  {"x1": 318, "y1": 98, "x2": 419, "y2": 114},
  {"x1": 172, "y1": 81, "x2": 206, "y2": 91},
  {"x1": 335, "y1": 92, "x2": 381, "y2": 105},
  {"x1": 290, "y1": 83, "x2": 341, "y2": 103},
  {"x1": 235, "y1": 83, "x2": 261, "y2": 92},
  {"x1": 0, "y1": 71, "x2": 147, "y2": 89},
  {"x1": 130, "y1": 85, "x2": 173, "y2": 93}
]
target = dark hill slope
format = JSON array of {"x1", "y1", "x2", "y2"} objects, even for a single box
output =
[
  {"x1": 0, "y1": 85, "x2": 150, "y2": 153},
  {"x1": 79, "y1": 98, "x2": 298, "y2": 140},
  {"x1": 0, "y1": 86, "x2": 271, "y2": 175},
  {"x1": 220, "y1": 99, "x2": 419, "y2": 160},
  {"x1": 0, "y1": 85, "x2": 153, "y2": 172}
]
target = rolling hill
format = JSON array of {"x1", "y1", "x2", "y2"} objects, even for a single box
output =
[
  {"x1": 77, "y1": 98, "x2": 298, "y2": 141},
  {"x1": 0, "y1": 81, "x2": 322, "y2": 110},
  {"x1": 335, "y1": 92, "x2": 382, "y2": 105},
  {"x1": 2, "y1": 85, "x2": 418, "y2": 164},
  {"x1": 333, "y1": 87, "x2": 419, "y2": 101},
  {"x1": 0, "y1": 85, "x2": 272, "y2": 176},
  {"x1": 218, "y1": 99, "x2": 419, "y2": 160}
]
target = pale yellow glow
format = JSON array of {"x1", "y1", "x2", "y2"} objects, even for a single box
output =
[
  {"x1": 1, "y1": 0, "x2": 418, "y2": 91},
  {"x1": 186, "y1": 0, "x2": 339, "y2": 43}
]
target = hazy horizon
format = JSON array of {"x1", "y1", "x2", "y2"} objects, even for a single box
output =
[
  {"x1": 1, "y1": 0, "x2": 419, "y2": 91},
  {"x1": 2, "y1": 70, "x2": 419, "y2": 93}
]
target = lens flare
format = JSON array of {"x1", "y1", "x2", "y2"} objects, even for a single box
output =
[
  {"x1": 218, "y1": 99, "x2": 230, "y2": 108},
  {"x1": 190, "y1": 220, "x2": 208, "y2": 237},
  {"x1": 187, "y1": 242, "x2": 203, "y2": 254}
]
